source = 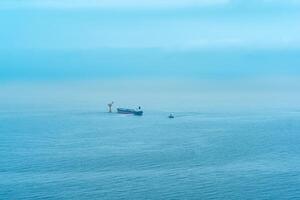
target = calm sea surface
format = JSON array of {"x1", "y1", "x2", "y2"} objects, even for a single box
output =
[{"x1": 1, "y1": 108, "x2": 300, "y2": 199}]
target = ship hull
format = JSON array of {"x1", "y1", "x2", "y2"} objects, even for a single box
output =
[{"x1": 117, "y1": 108, "x2": 143, "y2": 116}]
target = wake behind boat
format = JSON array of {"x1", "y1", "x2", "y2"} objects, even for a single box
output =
[{"x1": 117, "y1": 108, "x2": 143, "y2": 116}]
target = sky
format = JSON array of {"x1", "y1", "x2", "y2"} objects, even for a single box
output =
[
  {"x1": 0, "y1": 0, "x2": 300, "y2": 78},
  {"x1": 1, "y1": 0, "x2": 300, "y2": 51},
  {"x1": 0, "y1": 0, "x2": 300, "y2": 110}
]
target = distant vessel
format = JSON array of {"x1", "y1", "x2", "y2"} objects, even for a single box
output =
[
  {"x1": 168, "y1": 114, "x2": 174, "y2": 119},
  {"x1": 117, "y1": 108, "x2": 143, "y2": 116}
]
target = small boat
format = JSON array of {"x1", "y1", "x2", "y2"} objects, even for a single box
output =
[
  {"x1": 117, "y1": 108, "x2": 143, "y2": 116},
  {"x1": 168, "y1": 114, "x2": 174, "y2": 119}
]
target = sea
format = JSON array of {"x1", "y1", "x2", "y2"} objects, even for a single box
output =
[{"x1": 1, "y1": 107, "x2": 300, "y2": 200}]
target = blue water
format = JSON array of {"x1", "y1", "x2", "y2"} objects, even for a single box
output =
[{"x1": 1, "y1": 108, "x2": 300, "y2": 199}]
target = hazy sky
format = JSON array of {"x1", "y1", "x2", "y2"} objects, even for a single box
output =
[
  {"x1": 0, "y1": 0, "x2": 300, "y2": 81},
  {"x1": 0, "y1": 0, "x2": 300, "y2": 110},
  {"x1": 1, "y1": 0, "x2": 300, "y2": 50}
]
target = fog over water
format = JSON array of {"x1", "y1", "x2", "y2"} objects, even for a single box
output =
[
  {"x1": 1, "y1": 76, "x2": 300, "y2": 113},
  {"x1": 1, "y1": 79, "x2": 300, "y2": 200},
  {"x1": 1, "y1": 0, "x2": 300, "y2": 199}
]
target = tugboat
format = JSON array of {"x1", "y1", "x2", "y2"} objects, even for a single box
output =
[
  {"x1": 117, "y1": 107, "x2": 143, "y2": 116},
  {"x1": 168, "y1": 114, "x2": 174, "y2": 119}
]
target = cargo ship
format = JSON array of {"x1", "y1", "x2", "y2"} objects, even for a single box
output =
[{"x1": 117, "y1": 108, "x2": 143, "y2": 116}]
